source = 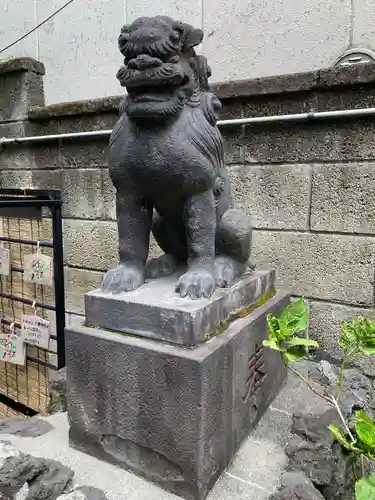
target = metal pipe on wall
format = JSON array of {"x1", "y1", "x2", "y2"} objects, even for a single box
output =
[{"x1": 1, "y1": 106, "x2": 375, "y2": 145}]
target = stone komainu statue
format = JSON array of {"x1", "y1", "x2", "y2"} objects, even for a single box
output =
[{"x1": 101, "y1": 16, "x2": 252, "y2": 299}]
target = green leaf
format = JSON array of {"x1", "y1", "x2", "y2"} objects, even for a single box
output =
[
  {"x1": 361, "y1": 346, "x2": 375, "y2": 356},
  {"x1": 356, "y1": 475, "x2": 375, "y2": 500},
  {"x1": 355, "y1": 411, "x2": 375, "y2": 450},
  {"x1": 284, "y1": 346, "x2": 306, "y2": 363},
  {"x1": 286, "y1": 337, "x2": 319, "y2": 348},
  {"x1": 279, "y1": 298, "x2": 309, "y2": 338},
  {"x1": 356, "y1": 410, "x2": 374, "y2": 425},
  {"x1": 266, "y1": 314, "x2": 281, "y2": 341},
  {"x1": 328, "y1": 424, "x2": 352, "y2": 451},
  {"x1": 340, "y1": 316, "x2": 375, "y2": 361},
  {"x1": 262, "y1": 339, "x2": 285, "y2": 352}
]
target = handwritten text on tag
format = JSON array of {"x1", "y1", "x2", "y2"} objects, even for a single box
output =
[
  {"x1": 21, "y1": 315, "x2": 50, "y2": 349},
  {"x1": 1, "y1": 333, "x2": 26, "y2": 366},
  {"x1": 24, "y1": 253, "x2": 53, "y2": 286}
]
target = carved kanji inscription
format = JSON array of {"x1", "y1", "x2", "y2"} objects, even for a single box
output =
[{"x1": 242, "y1": 344, "x2": 267, "y2": 402}]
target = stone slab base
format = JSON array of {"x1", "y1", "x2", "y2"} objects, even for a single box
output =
[
  {"x1": 85, "y1": 268, "x2": 276, "y2": 346},
  {"x1": 66, "y1": 291, "x2": 288, "y2": 500}
]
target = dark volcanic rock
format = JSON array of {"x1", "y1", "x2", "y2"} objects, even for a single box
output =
[
  {"x1": 0, "y1": 441, "x2": 109, "y2": 500},
  {"x1": 318, "y1": 444, "x2": 356, "y2": 500},
  {"x1": 286, "y1": 360, "x2": 368, "y2": 500},
  {"x1": 291, "y1": 409, "x2": 341, "y2": 447},
  {"x1": 270, "y1": 471, "x2": 325, "y2": 500},
  {"x1": 286, "y1": 442, "x2": 333, "y2": 487},
  {"x1": 0, "y1": 454, "x2": 45, "y2": 499},
  {"x1": 27, "y1": 459, "x2": 74, "y2": 500}
]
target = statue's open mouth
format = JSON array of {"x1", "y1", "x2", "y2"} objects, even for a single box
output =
[
  {"x1": 117, "y1": 55, "x2": 189, "y2": 96},
  {"x1": 127, "y1": 83, "x2": 187, "y2": 104},
  {"x1": 118, "y1": 53, "x2": 192, "y2": 118}
]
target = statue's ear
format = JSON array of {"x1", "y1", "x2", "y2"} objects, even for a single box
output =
[{"x1": 179, "y1": 23, "x2": 203, "y2": 49}]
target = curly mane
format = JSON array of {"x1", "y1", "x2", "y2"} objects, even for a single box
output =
[{"x1": 185, "y1": 91, "x2": 224, "y2": 176}]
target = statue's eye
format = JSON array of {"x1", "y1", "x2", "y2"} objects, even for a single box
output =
[{"x1": 171, "y1": 30, "x2": 180, "y2": 43}]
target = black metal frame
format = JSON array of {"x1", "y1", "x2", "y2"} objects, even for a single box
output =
[{"x1": 0, "y1": 189, "x2": 65, "y2": 370}]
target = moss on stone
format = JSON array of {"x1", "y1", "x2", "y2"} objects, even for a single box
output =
[{"x1": 206, "y1": 286, "x2": 277, "y2": 340}]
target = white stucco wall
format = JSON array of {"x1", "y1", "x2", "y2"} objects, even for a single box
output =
[{"x1": 1, "y1": 0, "x2": 374, "y2": 105}]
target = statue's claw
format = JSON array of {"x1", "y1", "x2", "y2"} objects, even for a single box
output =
[
  {"x1": 101, "y1": 264, "x2": 144, "y2": 294},
  {"x1": 145, "y1": 254, "x2": 177, "y2": 279},
  {"x1": 175, "y1": 270, "x2": 215, "y2": 299}
]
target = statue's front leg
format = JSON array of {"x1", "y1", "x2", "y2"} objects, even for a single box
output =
[
  {"x1": 176, "y1": 190, "x2": 216, "y2": 299},
  {"x1": 101, "y1": 190, "x2": 152, "y2": 294}
]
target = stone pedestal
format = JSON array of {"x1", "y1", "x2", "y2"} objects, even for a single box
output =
[
  {"x1": 66, "y1": 270, "x2": 288, "y2": 500},
  {"x1": 85, "y1": 269, "x2": 276, "y2": 345}
]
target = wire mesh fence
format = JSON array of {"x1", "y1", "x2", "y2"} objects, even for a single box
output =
[{"x1": 0, "y1": 189, "x2": 65, "y2": 415}]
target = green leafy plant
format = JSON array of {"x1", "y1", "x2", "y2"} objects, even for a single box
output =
[
  {"x1": 329, "y1": 410, "x2": 375, "y2": 461},
  {"x1": 339, "y1": 317, "x2": 375, "y2": 390},
  {"x1": 263, "y1": 299, "x2": 375, "y2": 500},
  {"x1": 264, "y1": 298, "x2": 318, "y2": 363},
  {"x1": 356, "y1": 473, "x2": 375, "y2": 500}
]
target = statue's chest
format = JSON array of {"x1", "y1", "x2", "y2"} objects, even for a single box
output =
[{"x1": 122, "y1": 129, "x2": 212, "y2": 189}]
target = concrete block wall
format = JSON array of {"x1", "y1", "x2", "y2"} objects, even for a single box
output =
[{"x1": 2, "y1": 58, "x2": 375, "y2": 373}]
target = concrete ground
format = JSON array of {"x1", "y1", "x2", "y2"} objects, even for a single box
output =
[{"x1": 0, "y1": 372, "x2": 327, "y2": 500}]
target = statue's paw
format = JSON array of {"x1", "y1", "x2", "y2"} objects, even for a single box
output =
[
  {"x1": 214, "y1": 256, "x2": 245, "y2": 288},
  {"x1": 101, "y1": 264, "x2": 144, "y2": 294},
  {"x1": 176, "y1": 270, "x2": 215, "y2": 299},
  {"x1": 145, "y1": 254, "x2": 177, "y2": 279}
]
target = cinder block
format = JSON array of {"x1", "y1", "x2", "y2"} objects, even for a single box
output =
[
  {"x1": 0, "y1": 143, "x2": 60, "y2": 170},
  {"x1": 63, "y1": 219, "x2": 118, "y2": 271},
  {"x1": 309, "y1": 299, "x2": 375, "y2": 377},
  {"x1": 62, "y1": 169, "x2": 103, "y2": 219},
  {"x1": 101, "y1": 169, "x2": 116, "y2": 220},
  {"x1": 0, "y1": 169, "x2": 62, "y2": 191},
  {"x1": 63, "y1": 219, "x2": 162, "y2": 271},
  {"x1": 311, "y1": 163, "x2": 375, "y2": 234},
  {"x1": 0, "y1": 170, "x2": 32, "y2": 189},
  {"x1": 242, "y1": 92, "x2": 314, "y2": 118},
  {"x1": 0, "y1": 71, "x2": 44, "y2": 121},
  {"x1": 66, "y1": 291, "x2": 288, "y2": 500},
  {"x1": 223, "y1": 128, "x2": 244, "y2": 165},
  {"x1": 243, "y1": 121, "x2": 375, "y2": 164},
  {"x1": 64, "y1": 267, "x2": 104, "y2": 315},
  {"x1": 32, "y1": 170, "x2": 63, "y2": 190},
  {"x1": 252, "y1": 231, "x2": 375, "y2": 306},
  {"x1": 60, "y1": 138, "x2": 109, "y2": 168},
  {"x1": 229, "y1": 164, "x2": 311, "y2": 230},
  {"x1": 58, "y1": 113, "x2": 118, "y2": 134}
]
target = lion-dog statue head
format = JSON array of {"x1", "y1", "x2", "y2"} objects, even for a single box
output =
[{"x1": 116, "y1": 16, "x2": 212, "y2": 120}]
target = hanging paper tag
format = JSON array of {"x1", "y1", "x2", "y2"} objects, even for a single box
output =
[
  {"x1": 20, "y1": 315, "x2": 50, "y2": 349},
  {"x1": 0, "y1": 247, "x2": 10, "y2": 276},
  {"x1": 1, "y1": 332, "x2": 26, "y2": 365},
  {"x1": 24, "y1": 253, "x2": 53, "y2": 286}
]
